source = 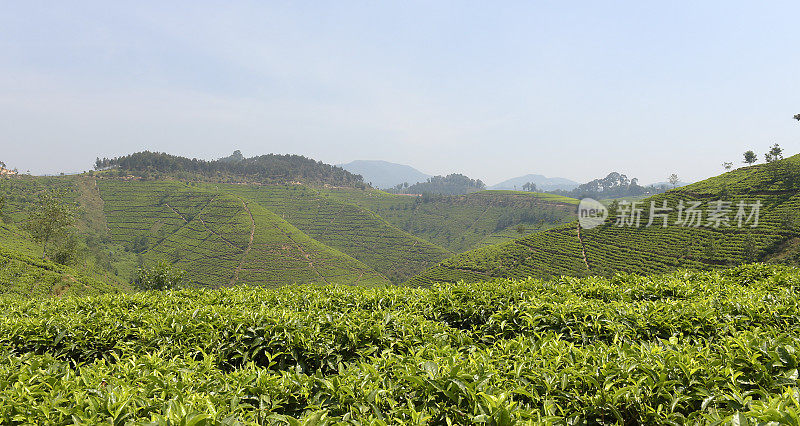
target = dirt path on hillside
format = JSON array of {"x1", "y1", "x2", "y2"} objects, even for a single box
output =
[
  {"x1": 266, "y1": 216, "x2": 332, "y2": 285},
  {"x1": 164, "y1": 203, "x2": 189, "y2": 223},
  {"x1": 576, "y1": 223, "x2": 591, "y2": 271},
  {"x1": 165, "y1": 198, "x2": 242, "y2": 252},
  {"x1": 229, "y1": 198, "x2": 255, "y2": 286},
  {"x1": 75, "y1": 177, "x2": 110, "y2": 237},
  {"x1": 280, "y1": 228, "x2": 332, "y2": 285}
]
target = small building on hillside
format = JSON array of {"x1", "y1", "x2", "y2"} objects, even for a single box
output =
[{"x1": 0, "y1": 166, "x2": 18, "y2": 177}]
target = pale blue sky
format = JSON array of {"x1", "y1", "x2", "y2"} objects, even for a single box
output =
[{"x1": 1, "y1": 1, "x2": 798, "y2": 184}]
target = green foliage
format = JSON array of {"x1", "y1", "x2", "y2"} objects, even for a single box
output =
[
  {"x1": 96, "y1": 151, "x2": 365, "y2": 187},
  {"x1": 135, "y1": 260, "x2": 185, "y2": 291},
  {"x1": 389, "y1": 173, "x2": 485, "y2": 195},
  {"x1": 744, "y1": 150, "x2": 758, "y2": 165},
  {"x1": 210, "y1": 183, "x2": 451, "y2": 283},
  {"x1": 21, "y1": 190, "x2": 75, "y2": 258},
  {"x1": 410, "y1": 154, "x2": 800, "y2": 286},
  {"x1": 0, "y1": 242, "x2": 121, "y2": 298},
  {"x1": 98, "y1": 180, "x2": 390, "y2": 287},
  {"x1": 766, "y1": 143, "x2": 785, "y2": 163},
  {"x1": 1, "y1": 265, "x2": 800, "y2": 423},
  {"x1": 323, "y1": 188, "x2": 577, "y2": 252}
]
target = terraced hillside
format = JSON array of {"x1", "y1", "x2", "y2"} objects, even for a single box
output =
[
  {"x1": 410, "y1": 154, "x2": 800, "y2": 286},
  {"x1": 0, "y1": 223, "x2": 122, "y2": 297},
  {"x1": 321, "y1": 188, "x2": 578, "y2": 252},
  {"x1": 209, "y1": 183, "x2": 452, "y2": 283},
  {"x1": 98, "y1": 180, "x2": 390, "y2": 287}
]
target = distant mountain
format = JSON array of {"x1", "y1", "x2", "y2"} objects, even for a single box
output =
[
  {"x1": 338, "y1": 160, "x2": 431, "y2": 189},
  {"x1": 489, "y1": 174, "x2": 579, "y2": 192}
]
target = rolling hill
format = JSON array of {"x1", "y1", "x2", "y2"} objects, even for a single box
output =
[
  {"x1": 337, "y1": 160, "x2": 431, "y2": 189},
  {"x1": 97, "y1": 180, "x2": 390, "y2": 287},
  {"x1": 321, "y1": 188, "x2": 579, "y2": 252},
  {"x1": 409, "y1": 154, "x2": 800, "y2": 286},
  {"x1": 3, "y1": 171, "x2": 455, "y2": 289},
  {"x1": 207, "y1": 183, "x2": 452, "y2": 283},
  {"x1": 0, "y1": 223, "x2": 123, "y2": 297}
]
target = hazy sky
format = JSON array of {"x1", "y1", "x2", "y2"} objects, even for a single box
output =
[{"x1": 1, "y1": 1, "x2": 798, "y2": 185}]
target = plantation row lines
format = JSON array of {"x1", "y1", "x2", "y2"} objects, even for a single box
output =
[{"x1": 2, "y1": 264, "x2": 800, "y2": 423}]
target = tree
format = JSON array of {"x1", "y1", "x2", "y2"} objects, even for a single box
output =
[
  {"x1": 522, "y1": 182, "x2": 537, "y2": 192},
  {"x1": 668, "y1": 174, "x2": 680, "y2": 189},
  {"x1": 722, "y1": 162, "x2": 733, "y2": 171},
  {"x1": 765, "y1": 143, "x2": 784, "y2": 163},
  {"x1": 0, "y1": 160, "x2": 5, "y2": 168},
  {"x1": 134, "y1": 260, "x2": 186, "y2": 291},
  {"x1": 794, "y1": 113, "x2": 800, "y2": 121},
  {"x1": 515, "y1": 224, "x2": 527, "y2": 234},
  {"x1": 743, "y1": 150, "x2": 758, "y2": 165},
  {"x1": 22, "y1": 191, "x2": 75, "y2": 259}
]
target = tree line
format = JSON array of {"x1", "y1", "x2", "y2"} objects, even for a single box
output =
[
  {"x1": 95, "y1": 151, "x2": 367, "y2": 188},
  {"x1": 386, "y1": 173, "x2": 485, "y2": 195}
]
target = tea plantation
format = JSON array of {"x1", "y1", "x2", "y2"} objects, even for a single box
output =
[
  {"x1": 206, "y1": 183, "x2": 452, "y2": 283},
  {"x1": 410, "y1": 155, "x2": 800, "y2": 286},
  {"x1": 98, "y1": 181, "x2": 389, "y2": 288},
  {"x1": 320, "y1": 188, "x2": 578, "y2": 252},
  {"x1": 0, "y1": 223, "x2": 122, "y2": 297},
  {"x1": 2, "y1": 264, "x2": 800, "y2": 424}
]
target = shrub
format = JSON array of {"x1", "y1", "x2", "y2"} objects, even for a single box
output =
[{"x1": 134, "y1": 260, "x2": 185, "y2": 291}]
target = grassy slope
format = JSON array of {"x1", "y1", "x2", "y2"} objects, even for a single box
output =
[
  {"x1": 409, "y1": 155, "x2": 800, "y2": 286},
  {"x1": 209, "y1": 183, "x2": 452, "y2": 283},
  {"x1": 320, "y1": 188, "x2": 578, "y2": 252},
  {"x1": 0, "y1": 223, "x2": 122, "y2": 297},
  {"x1": 98, "y1": 180, "x2": 390, "y2": 287}
]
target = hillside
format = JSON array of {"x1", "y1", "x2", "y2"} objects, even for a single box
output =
[
  {"x1": 0, "y1": 223, "x2": 122, "y2": 297},
  {"x1": 208, "y1": 183, "x2": 451, "y2": 283},
  {"x1": 490, "y1": 173, "x2": 579, "y2": 191},
  {"x1": 95, "y1": 151, "x2": 366, "y2": 187},
  {"x1": 338, "y1": 160, "x2": 431, "y2": 189},
  {"x1": 98, "y1": 180, "x2": 390, "y2": 287},
  {"x1": 3, "y1": 264, "x2": 800, "y2": 423},
  {"x1": 322, "y1": 188, "x2": 578, "y2": 252},
  {"x1": 409, "y1": 154, "x2": 800, "y2": 286}
]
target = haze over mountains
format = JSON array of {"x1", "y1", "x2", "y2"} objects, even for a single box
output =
[
  {"x1": 338, "y1": 159, "x2": 582, "y2": 192},
  {"x1": 489, "y1": 174, "x2": 580, "y2": 192},
  {"x1": 337, "y1": 160, "x2": 431, "y2": 189}
]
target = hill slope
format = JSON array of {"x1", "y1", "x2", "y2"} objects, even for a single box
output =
[
  {"x1": 209, "y1": 183, "x2": 451, "y2": 283},
  {"x1": 409, "y1": 154, "x2": 800, "y2": 286},
  {"x1": 0, "y1": 223, "x2": 122, "y2": 297},
  {"x1": 338, "y1": 160, "x2": 431, "y2": 189},
  {"x1": 322, "y1": 188, "x2": 579, "y2": 252},
  {"x1": 98, "y1": 180, "x2": 390, "y2": 287}
]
